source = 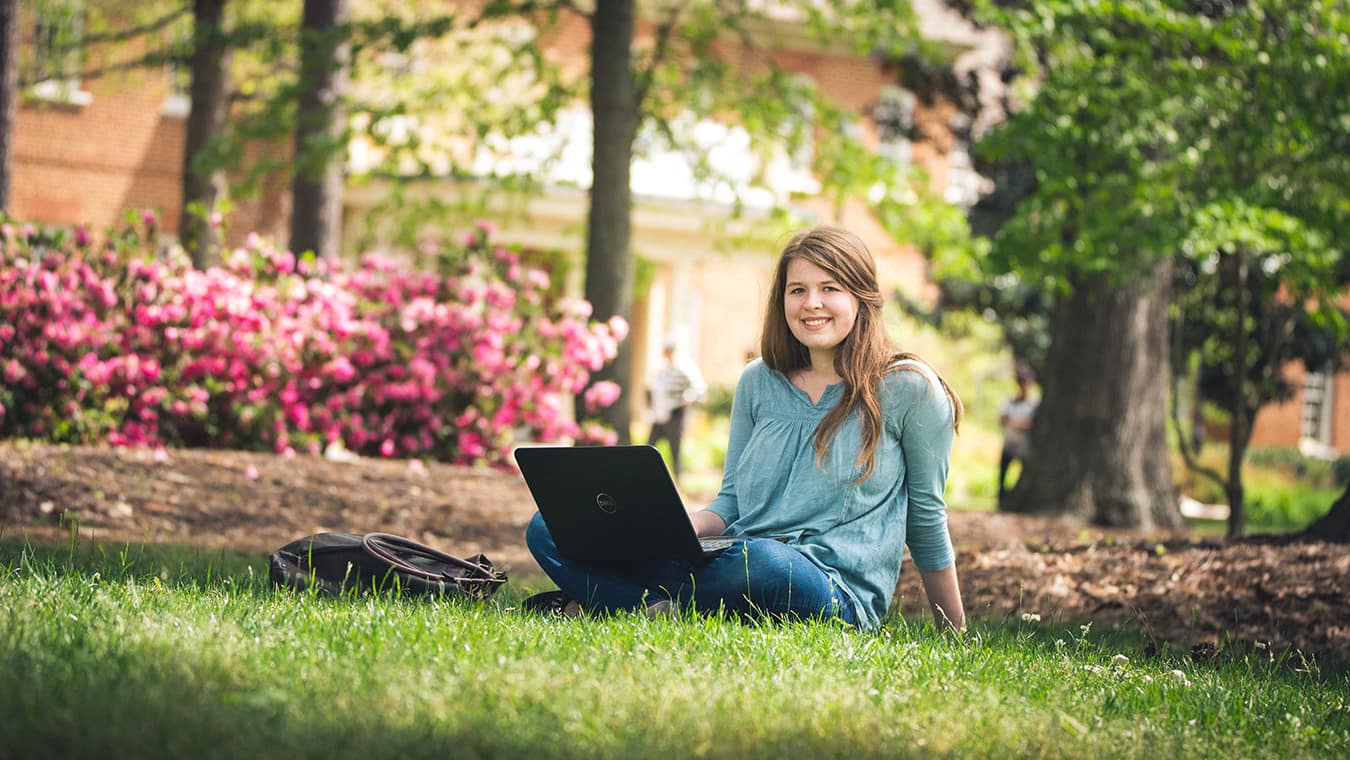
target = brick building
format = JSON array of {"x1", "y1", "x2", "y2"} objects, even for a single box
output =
[{"x1": 1248, "y1": 354, "x2": 1350, "y2": 459}]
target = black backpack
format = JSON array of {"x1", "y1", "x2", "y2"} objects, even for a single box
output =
[{"x1": 268, "y1": 532, "x2": 506, "y2": 599}]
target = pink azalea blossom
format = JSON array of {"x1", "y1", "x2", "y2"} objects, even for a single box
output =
[{"x1": 583, "y1": 381, "x2": 622, "y2": 412}]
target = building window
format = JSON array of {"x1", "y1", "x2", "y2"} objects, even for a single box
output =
[
  {"x1": 1299, "y1": 368, "x2": 1337, "y2": 459},
  {"x1": 28, "y1": 0, "x2": 91, "y2": 106},
  {"x1": 761, "y1": 74, "x2": 819, "y2": 197},
  {"x1": 944, "y1": 144, "x2": 984, "y2": 207},
  {"x1": 160, "y1": 25, "x2": 193, "y2": 117},
  {"x1": 874, "y1": 85, "x2": 916, "y2": 166},
  {"x1": 782, "y1": 75, "x2": 816, "y2": 177}
]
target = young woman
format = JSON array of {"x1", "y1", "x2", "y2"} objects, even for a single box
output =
[{"x1": 525, "y1": 225, "x2": 965, "y2": 630}]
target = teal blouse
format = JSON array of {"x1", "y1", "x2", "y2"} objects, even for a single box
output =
[{"x1": 704, "y1": 358, "x2": 956, "y2": 629}]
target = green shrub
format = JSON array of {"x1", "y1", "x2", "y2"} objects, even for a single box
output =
[
  {"x1": 1245, "y1": 479, "x2": 1341, "y2": 533},
  {"x1": 701, "y1": 384, "x2": 736, "y2": 418}
]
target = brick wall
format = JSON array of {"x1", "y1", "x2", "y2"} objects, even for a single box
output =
[
  {"x1": 1250, "y1": 363, "x2": 1306, "y2": 450},
  {"x1": 13, "y1": 69, "x2": 185, "y2": 233}
]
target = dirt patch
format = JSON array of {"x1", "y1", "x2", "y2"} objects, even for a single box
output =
[
  {"x1": 3, "y1": 441, "x2": 1346, "y2": 664},
  {"x1": 0, "y1": 441, "x2": 539, "y2": 568}
]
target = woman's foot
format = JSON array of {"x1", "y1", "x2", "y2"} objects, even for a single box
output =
[
  {"x1": 522, "y1": 589, "x2": 582, "y2": 617},
  {"x1": 644, "y1": 599, "x2": 673, "y2": 619}
]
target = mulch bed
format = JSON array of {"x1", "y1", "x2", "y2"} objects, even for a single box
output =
[{"x1": 3, "y1": 441, "x2": 1346, "y2": 665}]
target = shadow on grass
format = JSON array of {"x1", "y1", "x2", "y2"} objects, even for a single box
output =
[
  {"x1": 947, "y1": 610, "x2": 1349, "y2": 680},
  {"x1": 0, "y1": 529, "x2": 553, "y2": 607}
]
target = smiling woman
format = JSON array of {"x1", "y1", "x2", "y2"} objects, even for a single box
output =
[{"x1": 526, "y1": 226, "x2": 968, "y2": 631}]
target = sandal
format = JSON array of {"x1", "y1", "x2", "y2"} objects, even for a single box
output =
[{"x1": 522, "y1": 589, "x2": 580, "y2": 616}]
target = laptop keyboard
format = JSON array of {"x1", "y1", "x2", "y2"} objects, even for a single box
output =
[{"x1": 698, "y1": 537, "x2": 740, "y2": 552}]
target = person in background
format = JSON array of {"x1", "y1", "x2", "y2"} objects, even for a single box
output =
[
  {"x1": 998, "y1": 362, "x2": 1039, "y2": 506},
  {"x1": 647, "y1": 337, "x2": 706, "y2": 478},
  {"x1": 525, "y1": 225, "x2": 965, "y2": 632}
]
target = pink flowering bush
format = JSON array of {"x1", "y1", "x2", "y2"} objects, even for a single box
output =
[{"x1": 0, "y1": 215, "x2": 625, "y2": 465}]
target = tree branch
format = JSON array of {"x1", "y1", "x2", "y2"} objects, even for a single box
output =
[
  {"x1": 555, "y1": 0, "x2": 592, "y2": 20},
  {"x1": 79, "y1": 5, "x2": 192, "y2": 47},
  {"x1": 20, "y1": 49, "x2": 178, "y2": 88},
  {"x1": 472, "y1": 0, "x2": 590, "y2": 25},
  {"x1": 1170, "y1": 324, "x2": 1228, "y2": 495},
  {"x1": 716, "y1": 0, "x2": 778, "y2": 71},
  {"x1": 634, "y1": 1, "x2": 685, "y2": 111}
]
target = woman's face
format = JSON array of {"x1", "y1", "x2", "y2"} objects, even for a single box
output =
[{"x1": 783, "y1": 257, "x2": 859, "y2": 362}]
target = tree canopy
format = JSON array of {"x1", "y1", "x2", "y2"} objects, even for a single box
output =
[{"x1": 942, "y1": 0, "x2": 1348, "y2": 528}]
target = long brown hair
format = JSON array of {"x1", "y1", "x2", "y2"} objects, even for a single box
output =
[{"x1": 760, "y1": 225, "x2": 963, "y2": 481}]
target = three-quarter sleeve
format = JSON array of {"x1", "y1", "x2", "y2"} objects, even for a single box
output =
[
  {"x1": 704, "y1": 367, "x2": 757, "y2": 526},
  {"x1": 897, "y1": 370, "x2": 956, "y2": 572}
]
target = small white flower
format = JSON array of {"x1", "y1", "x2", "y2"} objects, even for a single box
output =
[
  {"x1": 1112, "y1": 654, "x2": 1130, "y2": 667},
  {"x1": 1020, "y1": 612, "x2": 1042, "y2": 623}
]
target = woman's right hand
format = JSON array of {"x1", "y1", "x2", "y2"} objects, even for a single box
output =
[{"x1": 690, "y1": 509, "x2": 727, "y2": 538}]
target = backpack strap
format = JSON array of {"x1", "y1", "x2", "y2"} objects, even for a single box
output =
[{"x1": 362, "y1": 533, "x2": 503, "y2": 588}]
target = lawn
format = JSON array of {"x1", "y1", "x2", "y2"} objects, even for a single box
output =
[{"x1": 3, "y1": 537, "x2": 1346, "y2": 759}]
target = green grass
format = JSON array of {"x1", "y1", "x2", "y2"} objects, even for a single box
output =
[{"x1": 2, "y1": 536, "x2": 1347, "y2": 759}]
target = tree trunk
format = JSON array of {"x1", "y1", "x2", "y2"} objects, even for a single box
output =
[
  {"x1": 578, "y1": 0, "x2": 639, "y2": 442},
  {"x1": 1225, "y1": 252, "x2": 1250, "y2": 536},
  {"x1": 1002, "y1": 257, "x2": 1184, "y2": 529},
  {"x1": 289, "y1": 0, "x2": 349, "y2": 260},
  {"x1": 0, "y1": 0, "x2": 19, "y2": 213},
  {"x1": 1306, "y1": 480, "x2": 1350, "y2": 542},
  {"x1": 180, "y1": 0, "x2": 231, "y2": 267}
]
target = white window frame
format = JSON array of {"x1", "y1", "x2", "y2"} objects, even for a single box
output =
[
  {"x1": 944, "y1": 144, "x2": 984, "y2": 207},
  {"x1": 1299, "y1": 367, "x2": 1337, "y2": 459},
  {"x1": 161, "y1": 30, "x2": 192, "y2": 118},
  {"x1": 28, "y1": 1, "x2": 92, "y2": 107},
  {"x1": 874, "y1": 85, "x2": 915, "y2": 167}
]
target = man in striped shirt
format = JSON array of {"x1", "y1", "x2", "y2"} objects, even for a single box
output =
[{"x1": 647, "y1": 337, "x2": 706, "y2": 478}]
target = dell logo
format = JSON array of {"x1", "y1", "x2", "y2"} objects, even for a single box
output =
[{"x1": 595, "y1": 492, "x2": 618, "y2": 514}]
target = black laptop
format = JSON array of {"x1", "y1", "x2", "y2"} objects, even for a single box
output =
[{"x1": 513, "y1": 445, "x2": 738, "y2": 562}]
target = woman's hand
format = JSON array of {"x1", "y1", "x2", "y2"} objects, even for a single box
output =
[
  {"x1": 690, "y1": 510, "x2": 727, "y2": 538},
  {"x1": 919, "y1": 564, "x2": 966, "y2": 633}
]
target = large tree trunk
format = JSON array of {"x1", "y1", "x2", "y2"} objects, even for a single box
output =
[
  {"x1": 0, "y1": 0, "x2": 19, "y2": 213},
  {"x1": 1306, "y1": 481, "x2": 1350, "y2": 542},
  {"x1": 289, "y1": 0, "x2": 349, "y2": 260},
  {"x1": 1003, "y1": 257, "x2": 1184, "y2": 529},
  {"x1": 578, "y1": 0, "x2": 639, "y2": 442},
  {"x1": 180, "y1": 0, "x2": 231, "y2": 267}
]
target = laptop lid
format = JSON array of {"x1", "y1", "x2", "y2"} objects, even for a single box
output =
[{"x1": 513, "y1": 445, "x2": 706, "y2": 562}]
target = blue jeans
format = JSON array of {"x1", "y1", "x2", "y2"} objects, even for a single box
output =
[{"x1": 525, "y1": 512, "x2": 858, "y2": 626}]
